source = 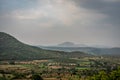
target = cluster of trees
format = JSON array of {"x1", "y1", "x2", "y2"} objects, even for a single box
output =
[
  {"x1": 88, "y1": 68, "x2": 120, "y2": 80},
  {"x1": 50, "y1": 66, "x2": 120, "y2": 80},
  {"x1": 0, "y1": 71, "x2": 43, "y2": 80},
  {"x1": 0, "y1": 67, "x2": 120, "y2": 80}
]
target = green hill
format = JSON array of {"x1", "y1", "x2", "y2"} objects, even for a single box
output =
[{"x1": 0, "y1": 32, "x2": 91, "y2": 60}]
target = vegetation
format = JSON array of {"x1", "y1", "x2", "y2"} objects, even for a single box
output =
[
  {"x1": 32, "y1": 74, "x2": 43, "y2": 80},
  {"x1": 0, "y1": 32, "x2": 91, "y2": 60},
  {"x1": 0, "y1": 32, "x2": 120, "y2": 80},
  {"x1": 0, "y1": 57, "x2": 120, "y2": 80}
]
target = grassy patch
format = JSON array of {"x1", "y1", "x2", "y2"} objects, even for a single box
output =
[{"x1": 75, "y1": 67, "x2": 90, "y2": 70}]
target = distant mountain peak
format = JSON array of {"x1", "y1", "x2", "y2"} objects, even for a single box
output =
[
  {"x1": 57, "y1": 42, "x2": 75, "y2": 47},
  {"x1": 57, "y1": 42, "x2": 88, "y2": 47}
]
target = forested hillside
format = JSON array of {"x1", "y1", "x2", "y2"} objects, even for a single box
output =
[{"x1": 0, "y1": 32, "x2": 91, "y2": 60}]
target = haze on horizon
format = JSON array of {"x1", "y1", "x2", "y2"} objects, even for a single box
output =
[{"x1": 0, "y1": 0, "x2": 120, "y2": 47}]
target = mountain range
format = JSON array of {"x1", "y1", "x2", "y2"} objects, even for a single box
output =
[
  {"x1": 0, "y1": 32, "x2": 120, "y2": 61},
  {"x1": 0, "y1": 32, "x2": 91, "y2": 60},
  {"x1": 38, "y1": 43, "x2": 120, "y2": 56}
]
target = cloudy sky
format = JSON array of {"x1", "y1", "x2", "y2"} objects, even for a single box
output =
[{"x1": 0, "y1": 0, "x2": 120, "y2": 47}]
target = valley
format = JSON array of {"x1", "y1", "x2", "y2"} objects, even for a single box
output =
[{"x1": 0, "y1": 32, "x2": 120, "y2": 80}]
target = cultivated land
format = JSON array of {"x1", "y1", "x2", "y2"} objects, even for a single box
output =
[{"x1": 0, "y1": 56, "x2": 120, "y2": 80}]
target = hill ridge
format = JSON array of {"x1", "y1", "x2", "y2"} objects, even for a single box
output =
[{"x1": 0, "y1": 32, "x2": 91, "y2": 60}]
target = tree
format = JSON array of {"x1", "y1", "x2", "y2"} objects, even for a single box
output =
[
  {"x1": 0, "y1": 77, "x2": 7, "y2": 80},
  {"x1": 9, "y1": 61, "x2": 15, "y2": 65},
  {"x1": 110, "y1": 69, "x2": 120, "y2": 80},
  {"x1": 89, "y1": 71, "x2": 109, "y2": 80},
  {"x1": 12, "y1": 73, "x2": 25, "y2": 79},
  {"x1": 32, "y1": 74, "x2": 43, "y2": 80}
]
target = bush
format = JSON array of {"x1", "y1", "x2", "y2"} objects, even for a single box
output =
[{"x1": 32, "y1": 74, "x2": 43, "y2": 80}]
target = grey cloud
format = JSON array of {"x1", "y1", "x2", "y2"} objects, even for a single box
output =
[
  {"x1": 73, "y1": 0, "x2": 120, "y2": 26},
  {"x1": 0, "y1": 0, "x2": 120, "y2": 47}
]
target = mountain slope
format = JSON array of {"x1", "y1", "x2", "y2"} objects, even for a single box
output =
[
  {"x1": 0, "y1": 32, "x2": 58, "y2": 60},
  {"x1": 0, "y1": 32, "x2": 91, "y2": 60}
]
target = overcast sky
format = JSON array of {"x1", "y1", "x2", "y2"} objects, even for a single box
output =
[{"x1": 0, "y1": 0, "x2": 120, "y2": 47}]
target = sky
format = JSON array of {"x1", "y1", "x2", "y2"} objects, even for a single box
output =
[{"x1": 0, "y1": 0, "x2": 120, "y2": 47}]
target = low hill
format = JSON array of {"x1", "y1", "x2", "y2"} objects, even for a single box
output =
[
  {"x1": 39, "y1": 46, "x2": 120, "y2": 56},
  {"x1": 0, "y1": 32, "x2": 91, "y2": 60}
]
